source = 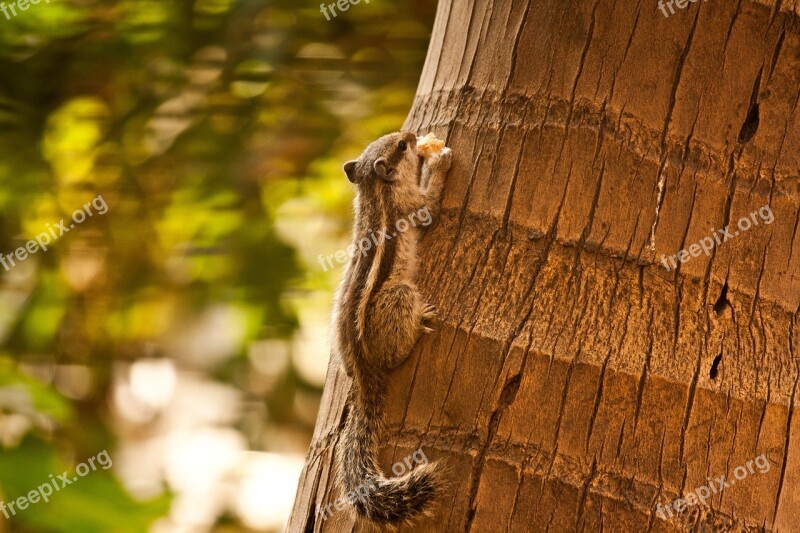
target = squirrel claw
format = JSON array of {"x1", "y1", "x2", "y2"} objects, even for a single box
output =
[
  {"x1": 421, "y1": 304, "x2": 436, "y2": 334},
  {"x1": 421, "y1": 304, "x2": 437, "y2": 321}
]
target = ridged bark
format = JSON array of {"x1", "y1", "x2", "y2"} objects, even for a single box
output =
[{"x1": 290, "y1": 0, "x2": 800, "y2": 531}]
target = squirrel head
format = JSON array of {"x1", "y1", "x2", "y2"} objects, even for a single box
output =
[{"x1": 343, "y1": 131, "x2": 421, "y2": 187}]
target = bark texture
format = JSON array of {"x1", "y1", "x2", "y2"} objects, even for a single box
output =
[{"x1": 289, "y1": 0, "x2": 800, "y2": 531}]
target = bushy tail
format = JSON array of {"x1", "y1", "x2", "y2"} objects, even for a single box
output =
[{"x1": 337, "y1": 384, "x2": 439, "y2": 524}]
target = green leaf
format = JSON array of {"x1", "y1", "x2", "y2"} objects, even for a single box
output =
[
  {"x1": 0, "y1": 356, "x2": 71, "y2": 423},
  {"x1": 0, "y1": 438, "x2": 170, "y2": 533}
]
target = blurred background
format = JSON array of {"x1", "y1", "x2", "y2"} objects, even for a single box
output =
[{"x1": 0, "y1": 0, "x2": 435, "y2": 531}]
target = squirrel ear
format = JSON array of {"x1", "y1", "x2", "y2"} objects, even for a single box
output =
[
  {"x1": 343, "y1": 160, "x2": 358, "y2": 183},
  {"x1": 373, "y1": 158, "x2": 397, "y2": 182}
]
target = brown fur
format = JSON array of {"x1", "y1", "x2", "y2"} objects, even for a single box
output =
[{"x1": 331, "y1": 131, "x2": 451, "y2": 526}]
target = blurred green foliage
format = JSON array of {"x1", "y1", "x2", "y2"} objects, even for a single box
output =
[
  {"x1": 0, "y1": 438, "x2": 170, "y2": 533},
  {"x1": 0, "y1": 0, "x2": 434, "y2": 531}
]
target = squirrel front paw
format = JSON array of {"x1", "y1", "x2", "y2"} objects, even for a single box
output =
[{"x1": 423, "y1": 147, "x2": 452, "y2": 174}]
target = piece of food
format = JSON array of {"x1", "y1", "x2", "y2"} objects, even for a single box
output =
[{"x1": 416, "y1": 132, "x2": 445, "y2": 156}]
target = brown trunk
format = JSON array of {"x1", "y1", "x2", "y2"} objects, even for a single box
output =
[{"x1": 289, "y1": 0, "x2": 800, "y2": 531}]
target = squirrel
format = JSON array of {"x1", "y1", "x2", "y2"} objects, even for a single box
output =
[{"x1": 331, "y1": 131, "x2": 452, "y2": 525}]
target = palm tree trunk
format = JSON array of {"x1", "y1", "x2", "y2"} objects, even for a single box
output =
[{"x1": 290, "y1": 0, "x2": 800, "y2": 530}]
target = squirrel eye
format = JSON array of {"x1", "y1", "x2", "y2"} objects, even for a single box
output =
[{"x1": 398, "y1": 140, "x2": 407, "y2": 151}]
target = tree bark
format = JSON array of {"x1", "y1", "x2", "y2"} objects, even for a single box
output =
[{"x1": 289, "y1": 0, "x2": 800, "y2": 531}]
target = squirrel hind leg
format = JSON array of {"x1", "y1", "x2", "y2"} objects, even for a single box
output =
[{"x1": 365, "y1": 283, "x2": 427, "y2": 369}]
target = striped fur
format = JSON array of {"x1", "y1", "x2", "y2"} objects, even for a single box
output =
[{"x1": 355, "y1": 179, "x2": 392, "y2": 358}]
